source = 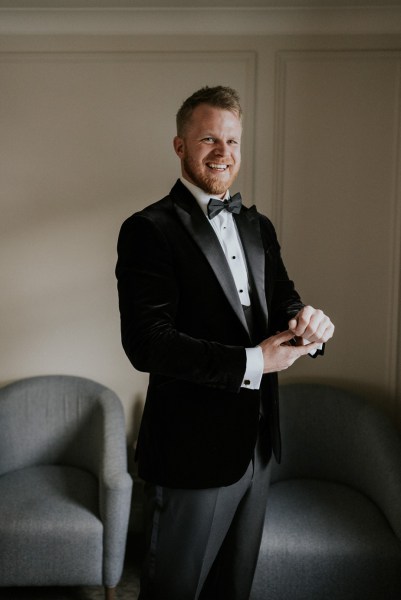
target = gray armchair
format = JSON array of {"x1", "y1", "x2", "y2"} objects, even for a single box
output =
[
  {"x1": 0, "y1": 375, "x2": 133, "y2": 600},
  {"x1": 251, "y1": 383, "x2": 401, "y2": 600}
]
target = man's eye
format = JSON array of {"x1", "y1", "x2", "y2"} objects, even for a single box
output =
[{"x1": 203, "y1": 137, "x2": 215, "y2": 143}]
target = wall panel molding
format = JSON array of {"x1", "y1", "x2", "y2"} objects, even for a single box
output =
[{"x1": 392, "y1": 61, "x2": 401, "y2": 424}]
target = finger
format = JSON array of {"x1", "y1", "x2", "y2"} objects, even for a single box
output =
[
  {"x1": 306, "y1": 316, "x2": 334, "y2": 343},
  {"x1": 294, "y1": 341, "x2": 321, "y2": 356},
  {"x1": 288, "y1": 306, "x2": 316, "y2": 336},
  {"x1": 311, "y1": 322, "x2": 330, "y2": 343},
  {"x1": 291, "y1": 308, "x2": 334, "y2": 342},
  {"x1": 300, "y1": 307, "x2": 321, "y2": 337},
  {"x1": 274, "y1": 330, "x2": 297, "y2": 345},
  {"x1": 321, "y1": 320, "x2": 335, "y2": 342}
]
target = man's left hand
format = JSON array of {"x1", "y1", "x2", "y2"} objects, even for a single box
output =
[{"x1": 288, "y1": 305, "x2": 334, "y2": 345}]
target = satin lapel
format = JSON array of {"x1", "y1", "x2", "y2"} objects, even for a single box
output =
[
  {"x1": 172, "y1": 184, "x2": 249, "y2": 336},
  {"x1": 234, "y1": 207, "x2": 269, "y2": 332}
]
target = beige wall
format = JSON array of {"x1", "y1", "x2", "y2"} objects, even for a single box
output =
[{"x1": 1, "y1": 31, "x2": 400, "y2": 440}]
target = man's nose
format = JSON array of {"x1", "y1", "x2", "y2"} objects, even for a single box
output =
[{"x1": 214, "y1": 140, "x2": 229, "y2": 155}]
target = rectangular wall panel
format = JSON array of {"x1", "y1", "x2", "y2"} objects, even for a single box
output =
[
  {"x1": 0, "y1": 50, "x2": 256, "y2": 439},
  {"x1": 274, "y1": 51, "x2": 401, "y2": 421}
]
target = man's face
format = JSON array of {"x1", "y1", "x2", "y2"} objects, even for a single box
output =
[{"x1": 173, "y1": 104, "x2": 242, "y2": 197}]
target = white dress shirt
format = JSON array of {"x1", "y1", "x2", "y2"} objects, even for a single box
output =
[{"x1": 180, "y1": 177, "x2": 264, "y2": 390}]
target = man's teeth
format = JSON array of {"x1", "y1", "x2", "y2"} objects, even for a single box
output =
[{"x1": 208, "y1": 164, "x2": 228, "y2": 170}]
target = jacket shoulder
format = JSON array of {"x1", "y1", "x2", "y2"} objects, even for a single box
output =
[
  {"x1": 246, "y1": 206, "x2": 280, "y2": 249},
  {"x1": 120, "y1": 178, "x2": 191, "y2": 229},
  {"x1": 121, "y1": 194, "x2": 174, "y2": 228}
]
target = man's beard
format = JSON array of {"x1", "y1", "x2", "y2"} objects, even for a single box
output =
[{"x1": 183, "y1": 156, "x2": 239, "y2": 196}]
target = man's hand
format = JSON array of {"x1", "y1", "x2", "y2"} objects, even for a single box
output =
[
  {"x1": 258, "y1": 331, "x2": 321, "y2": 374},
  {"x1": 258, "y1": 306, "x2": 334, "y2": 374},
  {"x1": 288, "y1": 305, "x2": 334, "y2": 345}
]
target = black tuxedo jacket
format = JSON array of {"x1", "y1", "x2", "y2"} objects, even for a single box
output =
[{"x1": 116, "y1": 180, "x2": 304, "y2": 489}]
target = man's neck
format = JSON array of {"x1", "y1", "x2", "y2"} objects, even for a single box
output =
[{"x1": 180, "y1": 177, "x2": 229, "y2": 201}]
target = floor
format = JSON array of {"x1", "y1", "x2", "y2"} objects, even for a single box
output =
[{"x1": 0, "y1": 535, "x2": 143, "y2": 600}]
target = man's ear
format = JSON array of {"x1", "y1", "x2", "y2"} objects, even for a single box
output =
[{"x1": 173, "y1": 136, "x2": 184, "y2": 158}]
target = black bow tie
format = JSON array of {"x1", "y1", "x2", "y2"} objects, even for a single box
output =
[{"x1": 207, "y1": 193, "x2": 242, "y2": 220}]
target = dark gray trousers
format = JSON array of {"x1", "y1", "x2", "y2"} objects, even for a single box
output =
[{"x1": 138, "y1": 421, "x2": 272, "y2": 600}]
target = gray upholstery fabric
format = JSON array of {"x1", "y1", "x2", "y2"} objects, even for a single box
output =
[
  {"x1": 0, "y1": 375, "x2": 133, "y2": 589},
  {"x1": 0, "y1": 466, "x2": 102, "y2": 586},
  {"x1": 251, "y1": 383, "x2": 401, "y2": 600}
]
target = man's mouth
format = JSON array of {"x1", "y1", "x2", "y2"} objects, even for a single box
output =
[{"x1": 207, "y1": 163, "x2": 229, "y2": 171}]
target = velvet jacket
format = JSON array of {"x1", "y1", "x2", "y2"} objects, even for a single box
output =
[{"x1": 116, "y1": 180, "x2": 304, "y2": 489}]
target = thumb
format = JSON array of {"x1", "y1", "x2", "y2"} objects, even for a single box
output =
[
  {"x1": 288, "y1": 318, "x2": 297, "y2": 332},
  {"x1": 274, "y1": 330, "x2": 296, "y2": 345}
]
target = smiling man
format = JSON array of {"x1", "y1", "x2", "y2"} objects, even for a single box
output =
[
  {"x1": 116, "y1": 86, "x2": 334, "y2": 600},
  {"x1": 173, "y1": 101, "x2": 241, "y2": 195}
]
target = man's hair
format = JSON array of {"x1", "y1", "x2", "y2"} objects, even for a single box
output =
[{"x1": 176, "y1": 85, "x2": 242, "y2": 136}]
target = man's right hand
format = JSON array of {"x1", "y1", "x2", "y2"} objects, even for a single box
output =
[{"x1": 258, "y1": 331, "x2": 320, "y2": 374}]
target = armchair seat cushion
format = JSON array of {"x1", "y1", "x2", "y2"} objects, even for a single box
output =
[
  {"x1": 252, "y1": 479, "x2": 401, "y2": 600},
  {"x1": 0, "y1": 465, "x2": 103, "y2": 587}
]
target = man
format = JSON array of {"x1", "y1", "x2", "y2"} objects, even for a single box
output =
[{"x1": 116, "y1": 86, "x2": 334, "y2": 600}]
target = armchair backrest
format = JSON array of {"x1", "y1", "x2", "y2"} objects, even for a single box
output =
[
  {"x1": 0, "y1": 375, "x2": 126, "y2": 480},
  {"x1": 273, "y1": 383, "x2": 401, "y2": 540}
]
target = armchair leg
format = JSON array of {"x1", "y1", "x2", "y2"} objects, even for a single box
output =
[{"x1": 105, "y1": 586, "x2": 116, "y2": 600}]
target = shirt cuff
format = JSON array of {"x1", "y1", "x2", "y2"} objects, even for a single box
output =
[
  {"x1": 309, "y1": 342, "x2": 324, "y2": 357},
  {"x1": 242, "y1": 346, "x2": 264, "y2": 390},
  {"x1": 307, "y1": 342, "x2": 324, "y2": 357}
]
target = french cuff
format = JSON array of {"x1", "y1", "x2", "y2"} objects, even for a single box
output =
[
  {"x1": 308, "y1": 342, "x2": 324, "y2": 358},
  {"x1": 242, "y1": 346, "x2": 264, "y2": 390}
]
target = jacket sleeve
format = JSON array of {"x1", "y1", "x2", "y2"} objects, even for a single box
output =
[{"x1": 116, "y1": 213, "x2": 247, "y2": 393}]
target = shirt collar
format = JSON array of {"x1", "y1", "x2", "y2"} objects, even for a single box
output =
[{"x1": 180, "y1": 177, "x2": 230, "y2": 217}]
